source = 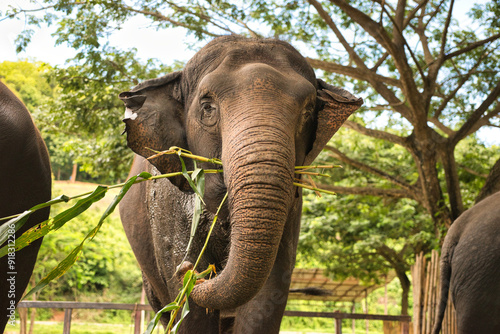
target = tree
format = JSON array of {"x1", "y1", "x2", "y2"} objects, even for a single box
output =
[
  {"x1": 4, "y1": 0, "x2": 499, "y2": 314},
  {"x1": 297, "y1": 129, "x2": 497, "y2": 315},
  {"x1": 5, "y1": 0, "x2": 498, "y2": 226}
]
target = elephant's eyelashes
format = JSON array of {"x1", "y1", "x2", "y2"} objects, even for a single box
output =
[{"x1": 200, "y1": 100, "x2": 218, "y2": 126}]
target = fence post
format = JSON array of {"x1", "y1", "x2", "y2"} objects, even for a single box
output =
[
  {"x1": 134, "y1": 304, "x2": 141, "y2": 334},
  {"x1": 335, "y1": 318, "x2": 342, "y2": 334},
  {"x1": 401, "y1": 320, "x2": 409, "y2": 334},
  {"x1": 63, "y1": 308, "x2": 72, "y2": 334}
]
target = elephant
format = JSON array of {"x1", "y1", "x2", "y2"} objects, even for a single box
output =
[
  {"x1": 432, "y1": 191, "x2": 500, "y2": 334},
  {"x1": 118, "y1": 35, "x2": 362, "y2": 333},
  {"x1": 0, "y1": 81, "x2": 52, "y2": 332}
]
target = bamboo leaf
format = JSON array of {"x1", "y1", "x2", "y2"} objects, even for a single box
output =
[
  {"x1": 171, "y1": 299, "x2": 190, "y2": 334},
  {"x1": 23, "y1": 175, "x2": 142, "y2": 299},
  {"x1": 0, "y1": 195, "x2": 70, "y2": 246},
  {"x1": 0, "y1": 188, "x2": 107, "y2": 258},
  {"x1": 178, "y1": 167, "x2": 205, "y2": 268},
  {"x1": 144, "y1": 302, "x2": 179, "y2": 334},
  {"x1": 178, "y1": 155, "x2": 206, "y2": 205}
]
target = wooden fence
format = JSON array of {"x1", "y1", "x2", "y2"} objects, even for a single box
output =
[
  {"x1": 17, "y1": 301, "x2": 152, "y2": 334},
  {"x1": 16, "y1": 301, "x2": 411, "y2": 334},
  {"x1": 411, "y1": 250, "x2": 456, "y2": 334}
]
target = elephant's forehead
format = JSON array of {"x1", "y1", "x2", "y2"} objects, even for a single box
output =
[{"x1": 184, "y1": 38, "x2": 316, "y2": 86}]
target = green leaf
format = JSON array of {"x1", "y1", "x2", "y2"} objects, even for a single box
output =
[
  {"x1": 171, "y1": 299, "x2": 191, "y2": 334},
  {"x1": 178, "y1": 155, "x2": 205, "y2": 205},
  {"x1": 23, "y1": 175, "x2": 141, "y2": 299},
  {"x1": 144, "y1": 302, "x2": 179, "y2": 334},
  {"x1": 178, "y1": 167, "x2": 205, "y2": 266},
  {"x1": 0, "y1": 189, "x2": 106, "y2": 258},
  {"x1": 0, "y1": 195, "x2": 70, "y2": 246}
]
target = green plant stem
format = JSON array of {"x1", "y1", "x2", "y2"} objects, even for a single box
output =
[
  {"x1": 193, "y1": 192, "x2": 229, "y2": 272},
  {"x1": 294, "y1": 182, "x2": 337, "y2": 195},
  {"x1": 0, "y1": 169, "x2": 224, "y2": 221},
  {"x1": 295, "y1": 171, "x2": 331, "y2": 177},
  {"x1": 147, "y1": 146, "x2": 223, "y2": 165},
  {"x1": 295, "y1": 165, "x2": 342, "y2": 171}
]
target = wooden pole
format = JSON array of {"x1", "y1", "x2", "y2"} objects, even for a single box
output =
[
  {"x1": 365, "y1": 290, "x2": 369, "y2": 334},
  {"x1": 384, "y1": 276, "x2": 388, "y2": 315},
  {"x1": 63, "y1": 308, "x2": 72, "y2": 334},
  {"x1": 19, "y1": 307, "x2": 27, "y2": 334},
  {"x1": 134, "y1": 304, "x2": 141, "y2": 334},
  {"x1": 352, "y1": 302, "x2": 356, "y2": 334},
  {"x1": 140, "y1": 286, "x2": 146, "y2": 333},
  {"x1": 335, "y1": 318, "x2": 342, "y2": 334}
]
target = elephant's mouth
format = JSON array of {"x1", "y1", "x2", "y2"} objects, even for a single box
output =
[{"x1": 203, "y1": 170, "x2": 230, "y2": 220}]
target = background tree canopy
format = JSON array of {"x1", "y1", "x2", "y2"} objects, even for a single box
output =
[{"x1": 2, "y1": 0, "x2": 499, "y2": 315}]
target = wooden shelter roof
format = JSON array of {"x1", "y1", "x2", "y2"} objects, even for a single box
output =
[{"x1": 288, "y1": 268, "x2": 396, "y2": 303}]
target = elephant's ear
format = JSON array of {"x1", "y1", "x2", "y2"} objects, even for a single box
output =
[
  {"x1": 119, "y1": 71, "x2": 191, "y2": 190},
  {"x1": 303, "y1": 79, "x2": 363, "y2": 166}
]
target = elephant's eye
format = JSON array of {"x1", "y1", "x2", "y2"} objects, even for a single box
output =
[{"x1": 200, "y1": 100, "x2": 218, "y2": 126}]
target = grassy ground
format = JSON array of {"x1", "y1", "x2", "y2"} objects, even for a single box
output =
[{"x1": 4, "y1": 321, "x2": 166, "y2": 334}]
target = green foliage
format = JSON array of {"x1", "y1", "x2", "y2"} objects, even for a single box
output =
[{"x1": 0, "y1": 60, "x2": 54, "y2": 110}]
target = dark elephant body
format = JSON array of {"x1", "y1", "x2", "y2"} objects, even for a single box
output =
[
  {"x1": 433, "y1": 191, "x2": 500, "y2": 334},
  {"x1": 0, "y1": 81, "x2": 51, "y2": 332},
  {"x1": 119, "y1": 36, "x2": 362, "y2": 333}
]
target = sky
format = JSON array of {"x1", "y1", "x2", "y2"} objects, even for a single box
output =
[
  {"x1": 0, "y1": 0, "x2": 498, "y2": 145},
  {"x1": 0, "y1": 2, "x2": 197, "y2": 65}
]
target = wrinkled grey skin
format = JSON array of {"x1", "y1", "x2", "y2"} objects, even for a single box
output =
[
  {"x1": 432, "y1": 191, "x2": 500, "y2": 334},
  {"x1": 0, "y1": 81, "x2": 51, "y2": 332},
  {"x1": 119, "y1": 36, "x2": 362, "y2": 333}
]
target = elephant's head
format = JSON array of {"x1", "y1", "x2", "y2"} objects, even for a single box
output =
[{"x1": 119, "y1": 36, "x2": 362, "y2": 310}]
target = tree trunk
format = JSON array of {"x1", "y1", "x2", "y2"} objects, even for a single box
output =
[
  {"x1": 398, "y1": 271, "x2": 411, "y2": 316},
  {"x1": 407, "y1": 131, "x2": 453, "y2": 233},
  {"x1": 476, "y1": 157, "x2": 500, "y2": 203},
  {"x1": 70, "y1": 164, "x2": 78, "y2": 182}
]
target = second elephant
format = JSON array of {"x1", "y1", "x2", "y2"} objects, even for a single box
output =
[{"x1": 433, "y1": 191, "x2": 500, "y2": 334}]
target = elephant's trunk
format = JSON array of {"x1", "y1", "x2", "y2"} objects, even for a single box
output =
[{"x1": 190, "y1": 102, "x2": 296, "y2": 310}]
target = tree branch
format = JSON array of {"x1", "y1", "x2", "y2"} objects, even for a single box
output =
[
  {"x1": 457, "y1": 164, "x2": 488, "y2": 179},
  {"x1": 452, "y1": 80, "x2": 500, "y2": 145},
  {"x1": 343, "y1": 120, "x2": 407, "y2": 146},
  {"x1": 463, "y1": 103, "x2": 500, "y2": 137},
  {"x1": 433, "y1": 50, "x2": 488, "y2": 119},
  {"x1": 166, "y1": 1, "x2": 235, "y2": 35},
  {"x1": 306, "y1": 57, "x2": 402, "y2": 88},
  {"x1": 476, "y1": 158, "x2": 500, "y2": 204},
  {"x1": 438, "y1": 0, "x2": 455, "y2": 61},
  {"x1": 121, "y1": 4, "x2": 220, "y2": 37},
  {"x1": 325, "y1": 145, "x2": 415, "y2": 194},
  {"x1": 427, "y1": 117, "x2": 453, "y2": 136},
  {"x1": 307, "y1": 0, "x2": 367, "y2": 69},
  {"x1": 315, "y1": 184, "x2": 413, "y2": 199},
  {"x1": 445, "y1": 32, "x2": 500, "y2": 61},
  {"x1": 306, "y1": 0, "x2": 416, "y2": 124},
  {"x1": 329, "y1": 0, "x2": 425, "y2": 121}
]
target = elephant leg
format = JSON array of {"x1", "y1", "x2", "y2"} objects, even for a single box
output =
[
  {"x1": 231, "y1": 263, "x2": 292, "y2": 334},
  {"x1": 176, "y1": 301, "x2": 220, "y2": 333},
  {"x1": 142, "y1": 273, "x2": 170, "y2": 327}
]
